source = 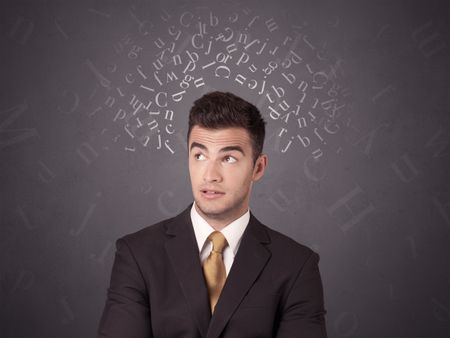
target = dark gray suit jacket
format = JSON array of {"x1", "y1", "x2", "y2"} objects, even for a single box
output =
[{"x1": 98, "y1": 205, "x2": 327, "y2": 337}]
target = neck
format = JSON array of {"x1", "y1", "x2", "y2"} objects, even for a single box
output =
[
  {"x1": 194, "y1": 203, "x2": 248, "y2": 231},
  {"x1": 208, "y1": 221, "x2": 229, "y2": 231}
]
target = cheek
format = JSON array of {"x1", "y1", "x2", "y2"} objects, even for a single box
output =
[
  {"x1": 227, "y1": 167, "x2": 253, "y2": 186},
  {"x1": 188, "y1": 164, "x2": 198, "y2": 182},
  {"x1": 189, "y1": 163, "x2": 208, "y2": 186}
]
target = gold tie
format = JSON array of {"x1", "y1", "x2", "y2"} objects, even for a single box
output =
[{"x1": 202, "y1": 231, "x2": 228, "y2": 313}]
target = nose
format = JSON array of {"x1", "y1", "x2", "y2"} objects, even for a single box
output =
[{"x1": 203, "y1": 160, "x2": 222, "y2": 183}]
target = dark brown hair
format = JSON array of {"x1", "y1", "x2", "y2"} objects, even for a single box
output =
[{"x1": 187, "y1": 91, "x2": 266, "y2": 163}]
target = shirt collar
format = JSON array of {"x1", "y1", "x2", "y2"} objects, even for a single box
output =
[{"x1": 190, "y1": 202, "x2": 250, "y2": 257}]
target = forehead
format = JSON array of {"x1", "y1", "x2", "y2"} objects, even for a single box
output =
[{"x1": 189, "y1": 126, "x2": 252, "y2": 150}]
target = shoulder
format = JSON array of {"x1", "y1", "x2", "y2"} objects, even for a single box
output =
[
  {"x1": 117, "y1": 205, "x2": 192, "y2": 253},
  {"x1": 249, "y1": 215, "x2": 319, "y2": 268},
  {"x1": 120, "y1": 217, "x2": 169, "y2": 246},
  {"x1": 246, "y1": 216, "x2": 322, "y2": 289},
  {"x1": 264, "y1": 224, "x2": 315, "y2": 257}
]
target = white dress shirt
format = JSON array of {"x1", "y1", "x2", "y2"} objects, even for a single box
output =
[{"x1": 190, "y1": 202, "x2": 250, "y2": 276}]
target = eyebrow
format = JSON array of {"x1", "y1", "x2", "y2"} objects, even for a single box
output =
[{"x1": 190, "y1": 142, "x2": 245, "y2": 155}]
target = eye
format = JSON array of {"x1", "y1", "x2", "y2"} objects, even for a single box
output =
[
  {"x1": 194, "y1": 153, "x2": 206, "y2": 160},
  {"x1": 223, "y1": 155, "x2": 237, "y2": 163}
]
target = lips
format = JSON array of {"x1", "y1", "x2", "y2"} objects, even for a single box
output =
[{"x1": 200, "y1": 189, "x2": 225, "y2": 199}]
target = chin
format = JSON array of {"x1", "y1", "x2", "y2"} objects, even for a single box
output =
[
  {"x1": 197, "y1": 205, "x2": 223, "y2": 217},
  {"x1": 195, "y1": 201, "x2": 224, "y2": 217},
  {"x1": 198, "y1": 203, "x2": 246, "y2": 223}
]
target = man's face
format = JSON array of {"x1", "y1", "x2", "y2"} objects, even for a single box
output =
[{"x1": 188, "y1": 126, "x2": 267, "y2": 229}]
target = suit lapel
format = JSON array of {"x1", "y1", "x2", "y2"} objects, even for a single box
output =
[
  {"x1": 164, "y1": 205, "x2": 211, "y2": 338},
  {"x1": 206, "y1": 214, "x2": 272, "y2": 338}
]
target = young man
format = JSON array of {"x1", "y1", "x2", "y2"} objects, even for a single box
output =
[{"x1": 98, "y1": 91, "x2": 327, "y2": 337}]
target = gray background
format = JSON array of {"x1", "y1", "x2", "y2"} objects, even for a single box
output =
[{"x1": 1, "y1": 0, "x2": 449, "y2": 337}]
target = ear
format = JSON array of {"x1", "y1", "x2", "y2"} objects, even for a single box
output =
[{"x1": 252, "y1": 154, "x2": 268, "y2": 182}]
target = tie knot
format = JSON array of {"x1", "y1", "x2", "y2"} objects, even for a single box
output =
[{"x1": 208, "y1": 231, "x2": 228, "y2": 254}]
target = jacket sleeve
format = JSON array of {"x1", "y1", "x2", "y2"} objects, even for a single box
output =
[
  {"x1": 275, "y1": 251, "x2": 328, "y2": 338},
  {"x1": 97, "y1": 237, "x2": 153, "y2": 338}
]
